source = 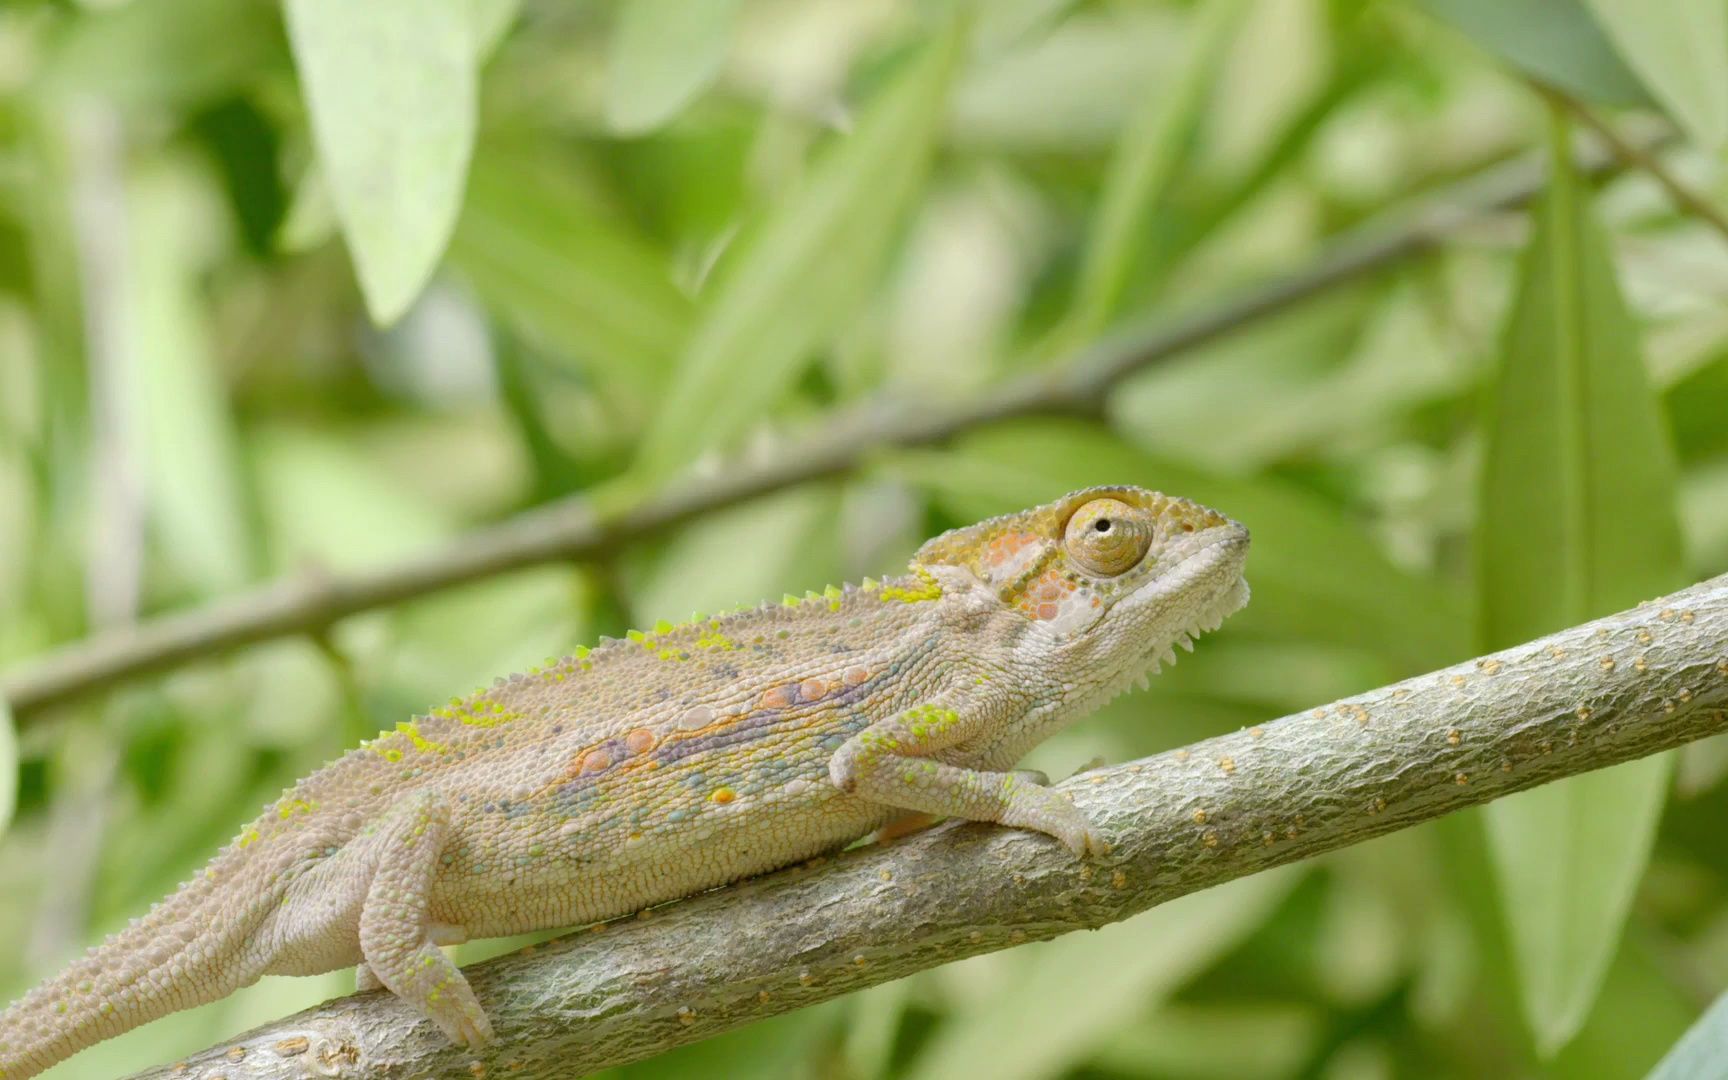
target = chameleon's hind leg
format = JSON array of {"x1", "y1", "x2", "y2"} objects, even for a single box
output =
[
  {"x1": 356, "y1": 922, "x2": 468, "y2": 993},
  {"x1": 355, "y1": 790, "x2": 493, "y2": 1047}
]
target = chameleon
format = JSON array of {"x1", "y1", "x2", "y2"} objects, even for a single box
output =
[{"x1": 0, "y1": 485, "x2": 1249, "y2": 1077}]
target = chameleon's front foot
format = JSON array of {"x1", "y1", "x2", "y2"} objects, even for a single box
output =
[
  {"x1": 996, "y1": 778, "x2": 1108, "y2": 857},
  {"x1": 831, "y1": 706, "x2": 1109, "y2": 858}
]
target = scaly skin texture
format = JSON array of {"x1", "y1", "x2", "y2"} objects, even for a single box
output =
[{"x1": 0, "y1": 485, "x2": 1249, "y2": 1077}]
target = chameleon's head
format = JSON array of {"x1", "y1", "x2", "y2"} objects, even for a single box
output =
[{"x1": 913, "y1": 486, "x2": 1250, "y2": 696}]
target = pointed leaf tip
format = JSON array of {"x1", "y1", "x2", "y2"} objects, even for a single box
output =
[
  {"x1": 1478, "y1": 112, "x2": 1683, "y2": 1056},
  {"x1": 285, "y1": 0, "x2": 478, "y2": 325}
]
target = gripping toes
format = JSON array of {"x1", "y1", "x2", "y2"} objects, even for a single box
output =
[
  {"x1": 356, "y1": 790, "x2": 495, "y2": 1047},
  {"x1": 999, "y1": 782, "x2": 1108, "y2": 857}
]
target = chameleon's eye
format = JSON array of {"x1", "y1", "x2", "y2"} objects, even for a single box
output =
[{"x1": 1063, "y1": 498, "x2": 1152, "y2": 576}]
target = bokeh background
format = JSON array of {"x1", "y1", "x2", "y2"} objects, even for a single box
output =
[{"x1": 3, "y1": 0, "x2": 1728, "y2": 1077}]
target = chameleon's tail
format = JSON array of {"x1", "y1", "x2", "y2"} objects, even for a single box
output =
[{"x1": 0, "y1": 858, "x2": 273, "y2": 1079}]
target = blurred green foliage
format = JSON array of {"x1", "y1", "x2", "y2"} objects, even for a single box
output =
[{"x1": 2, "y1": 0, "x2": 1728, "y2": 1077}]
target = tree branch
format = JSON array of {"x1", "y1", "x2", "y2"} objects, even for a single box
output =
[
  {"x1": 1546, "y1": 88, "x2": 1728, "y2": 246},
  {"x1": 127, "y1": 573, "x2": 1728, "y2": 1079},
  {"x1": 0, "y1": 134, "x2": 1660, "y2": 725}
]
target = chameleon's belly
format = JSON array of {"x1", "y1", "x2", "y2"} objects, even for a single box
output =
[{"x1": 428, "y1": 787, "x2": 896, "y2": 939}]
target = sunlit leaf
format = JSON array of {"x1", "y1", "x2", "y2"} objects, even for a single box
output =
[
  {"x1": 842, "y1": 980, "x2": 913, "y2": 1080},
  {"x1": 629, "y1": 488, "x2": 842, "y2": 623},
  {"x1": 1582, "y1": 0, "x2": 1728, "y2": 149},
  {"x1": 1089, "y1": 1002, "x2": 1323, "y2": 1077},
  {"x1": 253, "y1": 426, "x2": 454, "y2": 574},
  {"x1": 1416, "y1": 0, "x2": 1655, "y2": 107},
  {"x1": 129, "y1": 160, "x2": 253, "y2": 594},
  {"x1": 1059, "y1": 0, "x2": 1249, "y2": 343},
  {"x1": 0, "y1": 694, "x2": 15, "y2": 840},
  {"x1": 284, "y1": 0, "x2": 477, "y2": 324},
  {"x1": 634, "y1": 18, "x2": 965, "y2": 483},
  {"x1": 902, "y1": 869, "x2": 1298, "y2": 1080},
  {"x1": 1647, "y1": 990, "x2": 1728, "y2": 1080},
  {"x1": 38, "y1": 0, "x2": 277, "y2": 113},
  {"x1": 470, "y1": 0, "x2": 521, "y2": 59},
  {"x1": 605, "y1": 0, "x2": 741, "y2": 135},
  {"x1": 450, "y1": 141, "x2": 692, "y2": 414},
  {"x1": 1479, "y1": 113, "x2": 1684, "y2": 1056},
  {"x1": 275, "y1": 162, "x2": 337, "y2": 253}
]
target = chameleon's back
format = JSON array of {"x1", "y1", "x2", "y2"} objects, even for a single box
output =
[{"x1": 403, "y1": 577, "x2": 990, "y2": 936}]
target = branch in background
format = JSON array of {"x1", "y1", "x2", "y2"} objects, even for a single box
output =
[
  {"x1": 1546, "y1": 88, "x2": 1728, "y2": 246},
  {"x1": 127, "y1": 574, "x2": 1728, "y2": 1079},
  {"x1": 0, "y1": 134, "x2": 1659, "y2": 725}
]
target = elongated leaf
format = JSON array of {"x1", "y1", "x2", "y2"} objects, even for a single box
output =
[
  {"x1": 1060, "y1": 0, "x2": 1248, "y2": 343},
  {"x1": 0, "y1": 693, "x2": 14, "y2": 840},
  {"x1": 1582, "y1": 0, "x2": 1728, "y2": 149},
  {"x1": 1647, "y1": 991, "x2": 1728, "y2": 1080},
  {"x1": 634, "y1": 19, "x2": 965, "y2": 483},
  {"x1": 1416, "y1": 0, "x2": 1654, "y2": 107},
  {"x1": 471, "y1": 0, "x2": 521, "y2": 59},
  {"x1": 130, "y1": 160, "x2": 252, "y2": 594},
  {"x1": 450, "y1": 142, "x2": 693, "y2": 413},
  {"x1": 903, "y1": 869, "x2": 1297, "y2": 1080},
  {"x1": 1479, "y1": 113, "x2": 1684, "y2": 1056},
  {"x1": 285, "y1": 0, "x2": 477, "y2": 324},
  {"x1": 605, "y1": 0, "x2": 741, "y2": 135}
]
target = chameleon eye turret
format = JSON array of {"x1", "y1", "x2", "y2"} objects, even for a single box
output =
[{"x1": 1062, "y1": 497, "x2": 1153, "y2": 576}]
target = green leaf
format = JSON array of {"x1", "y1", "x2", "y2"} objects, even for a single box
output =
[
  {"x1": 284, "y1": 0, "x2": 478, "y2": 325},
  {"x1": 902, "y1": 869, "x2": 1298, "y2": 1080},
  {"x1": 1582, "y1": 0, "x2": 1728, "y2": 149},
  {"x1": 38, "y1": 0, "x2": 278, "y2": 113},
  {"x1": 629, "y1": 488, "x2": 842, "y2": 624},
  {"x1": 129, "y1": 160, "x2": 253, "y2": 594},
  {"x1": 605, "y1": 0, "x2": 742, "y2": 135},
  {"x1": 1415, "y1": 0, "x2": 1655, "y2": 107},
  {"x1": 449, "y1": 141, "x2": 693, "y2": 413},
  {"x1": 1478, "y1": 112, "x2": 1684, "y2": 1056},
  {"x1": 633, "y1": 18, "x2": 966, "y2": 483},
  {"x1": 470, "y1": 0, "x2": 521, "y2": 59},
  {"x1": 1647, "y1": 990, "x2": 1728, "y2": 1080},
  {"x1": 0, "y1": 693, "x2": 14, "y2": 841},
  {"x1": 1059, "y1": 0, "x2": 1249, "y2": 343}
]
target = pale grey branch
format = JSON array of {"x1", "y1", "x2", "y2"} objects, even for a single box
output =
[{"x1": 129, "y1": 573, "x2": 1728, "y2": 1080}]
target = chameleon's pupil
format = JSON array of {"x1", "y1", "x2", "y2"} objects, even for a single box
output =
[{"x1": 1095, "y1": 519, "x2": 1112, "y2": 533}]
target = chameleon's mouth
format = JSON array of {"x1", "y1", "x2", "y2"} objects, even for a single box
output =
[
  {"x1": 1125, "y1": 526, "x2": 1250, "y2": 690},
  {"x1": 1131, "y1": 574, "x2": 1249, "y2": 689}
]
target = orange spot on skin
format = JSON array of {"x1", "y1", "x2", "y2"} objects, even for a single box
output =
[
  {"x1": 760, "y1": 684, "x2": 797, "y2": 709},
  {"x1": 625, "y1": 728, "x2": 656, "y2": 755},
  {"x1": 797, "y1": 677, "x2": 829, "y2": 702},
  {"x1": 581, "y1": 750, "x2": 611, "y2": 774},
  {"x1": 1036, "y1": 602, "x2": 1060, "y2": 621},
  {"x1": 711, "y1": 787, "x2": 736, "y2": 804},
  {"x1": 982, "y1": 531, "x2": 1044, "y2": 579},
  {"x1": 845, "y1": 666, "x2": 870, "y2": 685}
]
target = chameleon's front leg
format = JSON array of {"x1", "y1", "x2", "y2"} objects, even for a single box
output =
[
  {"x1": 829, "y1": 702, "x2": 1105, "y2": 856},
  {"x1": 354, "y1": 789, "x2": 494, "y2": 1047}
]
